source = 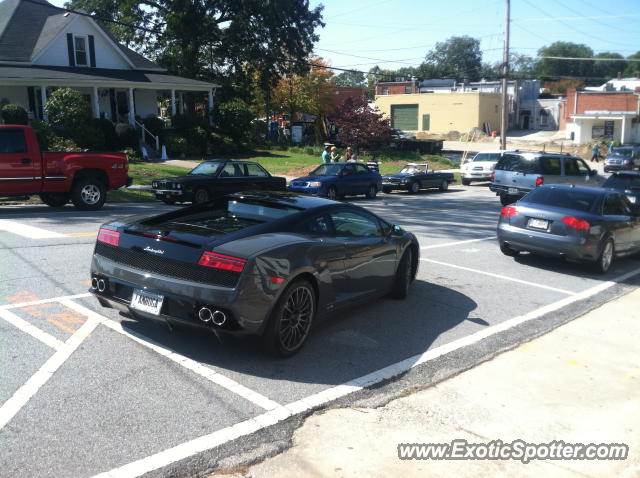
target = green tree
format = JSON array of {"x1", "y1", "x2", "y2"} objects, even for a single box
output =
[
  {"x1": 510, "y1": 53, "x2": 536, "y2": 78},
  {"x1": 623, "y1": 51, "x2": 640, "y2": 77},
  {"x1": 594, "y1": 52, "x2": 627, "y2": 80},
  {"x1": 535, "y1": 42, "x2": 594, "y2": 79},
  {"x1": 44, "y1": 88, "x2": 91, "y2": 132},
  {"x1": 422, "y1": 36, "x2": 483, "y2": 81},
  {"x1": 334, "y1": 70, "x2": 366, "y2": 87}
]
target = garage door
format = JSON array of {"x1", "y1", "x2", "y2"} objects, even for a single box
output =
[{"x1": 391, "y1": 104, "x2": 418, "y2": 130}]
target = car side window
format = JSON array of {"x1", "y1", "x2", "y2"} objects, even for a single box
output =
[
  {"x1": 355, "y1": 164, "x2": 369, "y2": 175},
  {"x1": 564, "y1": 158, "x2": 589, "y2": 176},
  {"x1": 603, "y1": 194, "x2": 632, "y2": 216},
  {"x1": 330, "y1": 210, "x2": 382, "y2": 238},
  {"x1": 343, "y1": 164, "x2": 356, "y2": 176},
  {"x1": 245, "y1": 163, "x2": 268, "y2": 177},
  {"x1": 0, "y1": 130, "x2": 27, "y2": 154},
  {"x1": 220, "y1": 163, "x2": 244, "y2": 177},
  {"x1": 540, "y1": 157, "x2": 561, "y2": 175},
  {"x1": 297, "y1": 214, "x2": 332, "y2": 236}
]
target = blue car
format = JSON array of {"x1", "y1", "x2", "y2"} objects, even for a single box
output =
[{"x1": 288, "y1": 162, "x2": 383, "y2": 200}]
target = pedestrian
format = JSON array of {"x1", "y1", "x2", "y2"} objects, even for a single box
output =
[
  {"x1": 322, "y1": 143, "x2": 332, "y2": 163},
  {"x1": 330, "y1": 146, "x2": 341, "y2": 162},
  {"x1": 609, "y1": 142, "x2": 615, "y2": 154},
  {"x1": 344, "y1": 146, "x2": 357, "y2": 162},
  {"x1": 591, "y1": 144, "x2": 600, "y2": 163}
]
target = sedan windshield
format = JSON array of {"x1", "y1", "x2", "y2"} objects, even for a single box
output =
[
  {"x1": 521, "y1": 188, "x2": 600, "y2": 213},
  {"x1": 310, "y1": 164, "x2": 342, "y2": 176},
  {"x1": 189, "y1": 161, "x2": 224, "y2": 175}
]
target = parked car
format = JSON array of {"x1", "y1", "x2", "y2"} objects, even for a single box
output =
[
  {"x1": 497, "y1": 184, "x2": 640, "y2": 274},
  {"x1": 391, "y1": 129, "x2": 417, "y2": 141},
  {"x1": 602, "y1": 171, "x2": 640, "y2": 204},
  {"x1": 288, "y1": 162, "x2": 382, "y2": 200},
  {"x1": 0, "y1": 125, "x2": 130, "y2": 210},
  {"x1": 381, "y1": 163, "x2": 455, "y2": 193},
  {"x1": 460, "y1": 150, "x2": 504, "y2": 185},
  {"x1": 490, "y1": 151, "x2": 602, "y2": 206},
  {"x1": 89, "y1": 191, "x2": 419, "y2": 356},
  {"x1": 604, "y1": 146, "x2": 640, "y2": 173},
  {"x1": 151, "y1": 159, "x2": 286, "y2": 204}
]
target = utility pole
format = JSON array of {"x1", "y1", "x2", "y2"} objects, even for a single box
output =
[{"x1": 500, "y1": 0, "x2": 510, "y2": 150}]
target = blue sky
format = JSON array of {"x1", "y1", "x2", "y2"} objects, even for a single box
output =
[{"x1": 50, "y1": 0, "x2": 640, "y2": 73}]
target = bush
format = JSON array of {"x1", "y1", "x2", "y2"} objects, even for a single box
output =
[
  {"x1": 44, "y1": 88, "x2": 91, "y2": 133},
  {"x1": 92, "y1": 118, "x2": 118, "y2": 150},
  {"x1": 143, "y1": 115, "x2": 165, "y2": 137},
  {"x1": 164, "y1": 135, "x2": 187, "y2": 157},
  {"x1": 115, "y1": 123, "x2": 138, "y2": 149},
  {"x1": 215, "y1": 99, "x2": 254, "y2": 144},
  {"x1": 1, "y1": 104, "x2": 29, "y2": 125}
]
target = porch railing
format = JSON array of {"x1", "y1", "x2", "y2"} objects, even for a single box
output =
[{"x1": 135, "y1": 120, "x2": 160, "y2": 152}]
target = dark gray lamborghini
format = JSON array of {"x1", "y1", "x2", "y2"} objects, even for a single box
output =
[{"x1": 90, "y1": 191, "x2": 420, "y2": 357}]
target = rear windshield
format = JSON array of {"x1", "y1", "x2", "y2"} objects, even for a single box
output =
[
  {"x1": 602, "y1": 175, "x2": 640, "y2": 190},
  {"x1": 227, "y1": 199, "x2": 300, "y2": 220},
  {"x1": 521, "y1": 188, "x2": 600, "y2": 213},
  {"x1": 472, "y1": 153, "x2": 501, "y2": 162},
  {"x1": 495, "y1": 154, "x2": 540, "y2": 173}
]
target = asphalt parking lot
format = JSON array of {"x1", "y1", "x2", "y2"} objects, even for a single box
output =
[{"x1": 1, "y1": 184, "x2": 639, "y2": 478}]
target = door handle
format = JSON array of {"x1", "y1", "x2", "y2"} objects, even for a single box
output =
[{"x1": 20, "y1": 157, "x2": 31, "y2": 164}]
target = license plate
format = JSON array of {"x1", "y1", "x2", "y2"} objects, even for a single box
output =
[
  {"x1": 131, "y1": 289, "x2": 164, "y2": 315},
  {"x1": 528, "y1": 218, "x2": 549, "y2": 230},
  {"x1": 508, "y1": 187, "x2": 519, "y2": 194}
]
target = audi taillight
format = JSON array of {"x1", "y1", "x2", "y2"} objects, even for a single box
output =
[
  {"x1": 535, "y1": 176, "x2": 544, "y2": 187},
  {"x1": 562, "y1": 216, "x2": 590, "y2": 232},
  {"x1": 198, "y1": 252, "x2": 246, "y2": 272},
  {"x1": 500, "y1": 206, "x2": 518, "y2": 217},
  {"x1": 98, "y1": 228, "x2": 120, "y2": 246}
]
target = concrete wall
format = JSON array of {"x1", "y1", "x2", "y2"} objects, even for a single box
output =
[{"x1": 374, "y1": 92, "x2": 502, "y2": 134}]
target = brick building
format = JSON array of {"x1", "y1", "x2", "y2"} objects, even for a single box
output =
[{"x1": 560, "y1": 88, "x2": 640, "y2": 144}]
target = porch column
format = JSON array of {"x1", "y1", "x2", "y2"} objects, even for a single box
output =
[
  {"x1": 40, "y1": 86, "x2": 48, "y2": 121},
  {"x1": 180, "y1": 92, "x2": 185, "y2": 114},
  {"x1": 91, "y1": 87, "x2": 100, "y2": 119},
  {"x1": 128, "y1": 87, "x2": 135, "y2": 125},
  {"x1": 208, "y1": 89, "x2": 214, "y2": 125},
  {"x1": 621, "y1": 116, "x2": 628, "y2": 144},
  {"x1": 170, "y1": 89, "x2": 176, "y2": 116}
]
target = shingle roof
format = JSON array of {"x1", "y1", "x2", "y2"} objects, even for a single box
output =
[
  {"x1": 0, "y1": 65, "x2": 219, "y2": 89},
  {"x1": 0, "y1": 0, "x2": 163, "y2": 71}
]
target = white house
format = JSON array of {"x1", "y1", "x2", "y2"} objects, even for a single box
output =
[{"x1": 0, "y1": 0, "x2": 219, "y2": 127}]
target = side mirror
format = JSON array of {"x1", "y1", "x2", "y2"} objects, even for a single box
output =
[
  {"x1": 589, "y1": 169, "x2": 597, "y2": 176},
  {"x1": 390, "y1": 225, "x2": 404, "y2": 236}
]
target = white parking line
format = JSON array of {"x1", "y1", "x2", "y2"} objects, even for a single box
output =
[
  {"x1": 0, "y1": 293, "x2": 91, "y2": 310},
  {"x1": 421, "y1": 236, "x2": 496, "y2": 250},
  {"x1": 0, "y1": 309, "x2": 65, "y2": 350},
  {"x1": 61, "y1": 300, "x2": 283, "y2": 412},
  {"x1": 0, "y1": 313, "x2": 102, "y2": 430},
  {"x1": 90, "y1": 266, "x2": 640, "y2": 478},
  {"x1": 422, "y1": 258, "x2": 576, "y2": 295},
  {"x1": 0, "y1": 220, "x2": 66, "y2": 239}
]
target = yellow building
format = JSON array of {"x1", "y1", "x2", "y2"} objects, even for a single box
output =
[{"x1": 374, "y1": 92, "x2": 502, "y2": 134}]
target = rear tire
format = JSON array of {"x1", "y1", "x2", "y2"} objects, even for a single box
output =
[
  {"x1": 500, "y1": 242, "x2": 519, "y2": 257},
  {"x1": 262, "y1": 279, "x2": 316, "y2": 357},
  {"x1": 39, "y1": 192, "x2": 69, "y2": 207},
  {"x1": 462, "y1": 178, "x2": 471, "y2": 186},
  {"x1": 366, "y1": 184, "x2": 377, "y2": 199},
  {"x1": 71, "y1": 177, "x2": 106, "y2": 210},
  {"x1": 409, "y1": 181, "x2": 420, "y2": 194},
  {"x1": 193, "y1": 187, "x2": 210, "y2": 204},
  {"x1": 593, "y1": 238, "x2": 614, "y2": 274},
  {"x1": 390, "y1": 248, "x2": 413, "y2": 299},
  {"x1": 439, "y1": 180, "x2": 449, "y2": 192}
]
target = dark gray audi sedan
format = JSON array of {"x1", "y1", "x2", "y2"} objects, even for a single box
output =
[
  {"x1": 497, "y1": 184, "x2": 640, "y2": 273},
  {"x1": 90, "y1": 191, "x2": 419, "y2": 357}
]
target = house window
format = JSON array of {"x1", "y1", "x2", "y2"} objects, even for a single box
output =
[
  {"x1": 74, "y1": 35, "x2": 88, "y2": 66},
  {"x1": 381, "y1": 87, "x2": 389, "y2": 95},
  {"x1": 404, "y1": 86, "x2": 412, "y2": 94},
  {"x1": 539, "y1": 109, "x2": 549, "y2": 127}
]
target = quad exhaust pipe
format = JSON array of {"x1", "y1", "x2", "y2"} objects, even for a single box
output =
[{"x1": 198, "y1": 307, "x2": 227, "y2": 326}]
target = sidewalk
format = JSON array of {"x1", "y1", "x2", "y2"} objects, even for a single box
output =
[{"x1": 215, "y1": 289, "x2": 640, "y2": 478}]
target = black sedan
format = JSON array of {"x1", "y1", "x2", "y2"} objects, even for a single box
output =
[
  {"x1": 151, "y1": 159, "x2": 286, "y2": 204},
  {"x1": 498, "y1": 184, "x2": 640, "y2": 273},
  {"x1": 89, "y1": 191, "x2": 419, "y2": 356}
]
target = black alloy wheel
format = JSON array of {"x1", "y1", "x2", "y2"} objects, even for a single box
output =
[
  {"x1": 594, "y1": 238, "x2": 614, "y2": 274},
  {"x1": 366, "y1": 184, "x2": 377, "y2": 199},
  {"x1": 410, "y1": 181, "x2": 420, "y2": 194},
  {"x1": 263, "y1": 279, "x2": 316, "y2": 357},
  {"x1": 39, "y1": 192, "x2": 69, "y2": 207},
  {"x1": 390, "y1": 248, "x2": 413, "y2": 299},
  {"x1": 193, "y1": 187, "x2": 210, "y2": 204}
]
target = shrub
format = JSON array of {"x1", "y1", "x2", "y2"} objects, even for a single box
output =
[
  {"x1": 1, "y1": 104, "x2": 29, "y2": 125},
  {"x1": 115, "y1": 123, "x2": 138, "y2": 149},
  {"x1": 215, "y1": 99, "x2": 254, "y2": 144},
  {"x1": 92, "y1": 118, "x2": 118, "y2": 150},
  {"x1": 44, "y1": 88, "x2": 91, "y2": 133},
  {"x1": 143, "y1": 115, "x2": 165, "y2": 137},
  {"x1": 164, "y1": 135, "x2": 187, "y2": 157}
]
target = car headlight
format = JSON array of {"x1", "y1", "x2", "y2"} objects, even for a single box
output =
[
  {"x1": 623, "y1": 160, "x2": 631, "y2": 164},
  {"x1": 175, "y1": 183, "x2": 182, "y2": 189},
  {"x1": 308, "y1": 181, "x2": 322, "y2": 187},
  {"x1": 152, "y1": 181, "x2": 157, "y2": 188}
]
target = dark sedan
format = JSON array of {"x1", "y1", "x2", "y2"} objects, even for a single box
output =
[
  {"x1": 602, "y1": 171, "x2": 640, "y2": 205},
  {"x1": 151, "y1": 159, "x2": 286, "y2": 204},
  {"x1": 498, "y1": 184, "x2": 640, "y2": 273},
  {"x1": 288, "y1": 162, "x2": 382, "y2": 200},
  {"x1": 89, "y1": 191, "x2": 419, "y2": 356}
]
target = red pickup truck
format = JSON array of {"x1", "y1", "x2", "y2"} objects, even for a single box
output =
[{"x1": 0, "y1": 125, "x2": 131, "y2": 210}]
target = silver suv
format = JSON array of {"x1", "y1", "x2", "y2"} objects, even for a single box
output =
[
  {"x1": 490, "y1": 151, "x2": 602, "y2": 206},
  {"x1": 460, "y1": 150, "x2": 504, "y2": 185}
]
